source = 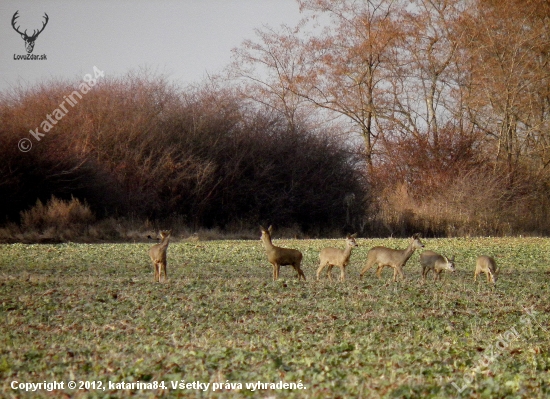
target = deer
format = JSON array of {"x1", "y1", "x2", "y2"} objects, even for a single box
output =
[
  {"x1": 474, "y1": 255, "x2": 498, "y2": 284},
  {"x1": 149, "y1": 230, "x2": 171, "y2": 283},
  {"x1": 359, "y1": 233, "x2": 424, "y2": 282},
  {"x1": 419, "y1": 250, "x2": 456, "y2": 281},
  {"x1": 11, "y1": 11, "x2": 49, "y2": 54},
  {"x1": 317, "y1": 234, "x2": 358, "y2": 281},
  {"x1": 260, "y1": 226, "x2": 306, "y2": 281}
]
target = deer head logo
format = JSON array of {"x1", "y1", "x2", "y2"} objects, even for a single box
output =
[{"x1": 11, "y1": 11, "x2": 49, "y2": 54}]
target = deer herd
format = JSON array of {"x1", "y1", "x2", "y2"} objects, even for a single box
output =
[{"x1": 148, "y1": 226, "x2": 499, "y2": 284}]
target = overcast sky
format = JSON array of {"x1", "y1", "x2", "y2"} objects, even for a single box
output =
[{"x1": 0, "y1": 0, "x2": 303, "y2": 92}]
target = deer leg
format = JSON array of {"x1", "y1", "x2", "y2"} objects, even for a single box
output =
[
  {"x1": 359, "y1": 260, "x2": 375, "y2": 278},
  {"x1": 316, "y1": 263, "x2": 326, "y2": 280},
  {"x1": 327, "y1": 265, "x2": 334, "y2": 281},
  {"x1": 297, "y1": 264, "x2": 306, "y2": 281},
  {"x1": 340, "y1": 266, "x2": 345, "y2": 282},
  {"x1": 395, "y1": 266, "x2": 404, "y2": 282},
  {"x1": 293, "y1": 264, "x2": 305, "y2": 281},
  {"x1": 272, "y1": 264, "x2": 277, "y2": 281},
  {"x1": 154, "y1": 262, "x2": 160, "y2": 282},
  {"x1": 161, "y1": 262, "x2": 167, "y2": 282},
  {"x1": 376, "y1": 264, "x2": 384, "y2": 278}
]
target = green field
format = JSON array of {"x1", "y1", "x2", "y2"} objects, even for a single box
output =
[{"x1": 0, "y1": 237, "x2": 549, "y2": 398}]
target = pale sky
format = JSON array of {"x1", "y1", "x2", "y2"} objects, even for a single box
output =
[{"x1": 0, "y1": 1, "x2": 303, "y2": 92}]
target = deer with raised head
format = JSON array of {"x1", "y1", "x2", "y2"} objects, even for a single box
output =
[
  {"x1": 12, "y1": 11, "x2": 49, "y2": 54},
  {"x1": 317, "y1": 234, "x2": 358, "y2": 281},
  {"x1": 474, "y1": 255, "x2": 498, "y2": 284},
  {"x1": 420, "y1": 250, "x2": 456, "y2": 281},
  {"x1": 149, "y1": 230, "x2": 171, "y2": 282},
  {"x1": 359, "y1": 233, "x2": 424, "y2": 282},
  {"x1": 260, "y1": 226, "x2": 305, "y2": 281}
]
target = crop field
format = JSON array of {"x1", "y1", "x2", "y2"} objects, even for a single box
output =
[{"x1": 0, "y1": 237, "x2": 549, "y2": 398}]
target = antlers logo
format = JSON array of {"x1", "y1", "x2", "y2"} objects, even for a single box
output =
[{"x1": 11, "y1": 11, "x2": 49, "y2": 54}]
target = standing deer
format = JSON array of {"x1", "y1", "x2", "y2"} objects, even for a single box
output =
[
  {"x1": 317, "y1": 234, "x2": 358, "y2": 281},
  {"x1": 260, "y1": 226, "x2": 305, "y2": 281},
  {"x1": 420, "y1": 250, "x2": 456, "y2": 281},
  {"x1": 11, "y1": 11, "x2": 49, "y2": 54},
  {"x1": 149, "y1": 230, "x2": 171, "y2": 282},
  {"x1": 474, "y1": 255, "x2": 498, "y2": 284},
  {"x1": 359, "y1": 233, "x2": 424, "y2": 282}
]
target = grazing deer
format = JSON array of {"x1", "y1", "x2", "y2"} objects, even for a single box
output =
[
  {"x1": 420, "y1": 250, "x2": 456, "y2": 281},
  {"x1": 317, "y1": 234, "x2": 358, "y2": 281},
  {"x1": 474, "y1": 255, "x2": 498, "y2": 284},
  {"x1": 260, "y1": 225, "x2": 306, "y2": 281},
  {"x1": 149, "y1": 230, "x2": 171, "y2": 282},
  {"x1": 359, "y1": 233, "x2": 424, "y2": 282}
]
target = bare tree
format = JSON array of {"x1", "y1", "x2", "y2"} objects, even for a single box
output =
[
  {"x1": 460, "y1": 0, "x2": 550, "y2": 174},
  {"x1": 387, "y1": 0, "x2": 467, "y2": 147},
  {"x1": 294, "y1": 0, "x2": 405, "y2": 171},
  {"x1": 230, "y1": 24, "x2": 311, "y2": 131},
  {"x1": 231, "y1": 0, "x2": 404, "y2": 171}
]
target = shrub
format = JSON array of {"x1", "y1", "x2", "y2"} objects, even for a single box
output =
[
  {"x1": 0, "y1": 74, "x2": 366, "y2": 236},
  {"x1": 20, "y1": 195, "x2": 95, "y2": 233},
  {"x1": 370, "y1": 126, "x2": 550, "y2": 236}
]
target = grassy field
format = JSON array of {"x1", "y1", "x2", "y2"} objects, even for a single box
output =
[{"x1": 0, "y1": 237, "x2": 549, "y2": 398}]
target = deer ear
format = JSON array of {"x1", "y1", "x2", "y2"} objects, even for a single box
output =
[
  {"x1": 268, "y1": 225, "x2": 273, "y2": 234},
  {"x1": 351, "y1": 233, "x2": 357, "y2": 238}
]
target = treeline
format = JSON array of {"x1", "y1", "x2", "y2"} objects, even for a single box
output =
[
  {"x1": 231, "y1": 0, "x2": 550, "y2": 236},
  {"x1": 0, "y1": 74, "x2": 366, "y2": 239},
  {"x1": 3, "y1": 0, "x2": 550, "y2": 239}
]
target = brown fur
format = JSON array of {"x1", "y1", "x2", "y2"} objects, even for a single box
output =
[
  {"x1": 260, "y1": 226, "x2": 305, "y2": 281},
  {"x1": 317, "y1": 234, "x2": 358, "y2": 281},
  {"x1": 360, "y1": 234, "x2": 424, "y2": 282},
  {"x1": 474, "y1": 255, "x2": 498, "y2": 284},
  {"x1": 420, "y1": 250, "x2": 455, "y2": 281},
  {"x1": 149, "y1": 230, "x2": 171, "y2": 282}
]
